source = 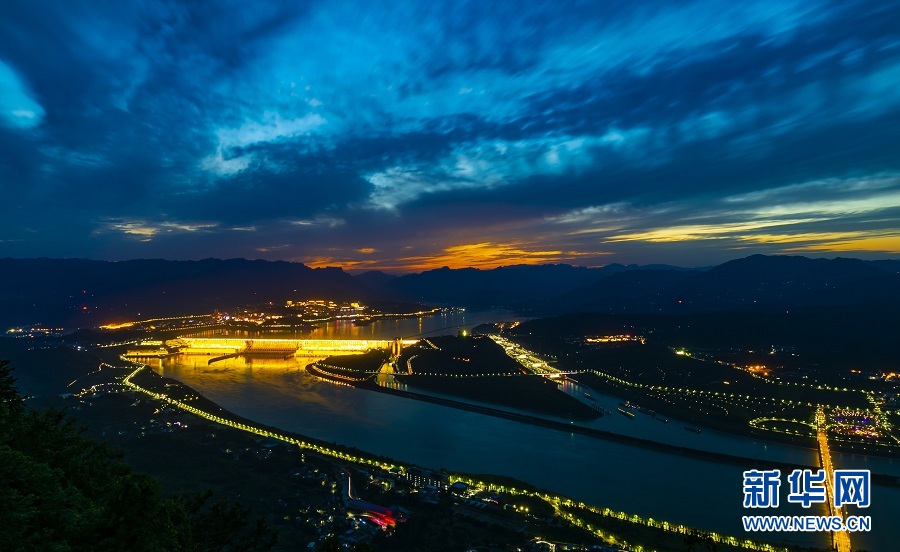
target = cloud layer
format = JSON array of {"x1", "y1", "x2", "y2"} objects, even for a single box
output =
[{"x1": 1, "y1": 0, "x2": 899, "y2": 269}]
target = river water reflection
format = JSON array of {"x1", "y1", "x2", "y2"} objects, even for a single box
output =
[{"x1": 155, "y1": 310, "x2": 895, "y2": 550}]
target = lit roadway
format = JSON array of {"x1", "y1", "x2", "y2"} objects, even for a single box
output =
[
  {"x1": 816, "y1": 405, "x2": 851, "y2": 552},
  {"x1": 489, "y1": 334, "x2": 562, "y2": 375}
]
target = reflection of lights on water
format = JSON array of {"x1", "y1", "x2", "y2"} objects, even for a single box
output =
[{"x1": 119, "y1": 360, "x2": 787, "y2": 552}]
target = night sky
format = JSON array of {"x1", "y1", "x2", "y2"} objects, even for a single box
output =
[{"x1": 1, "y1": 1, "x2": 899, "y2": 271}]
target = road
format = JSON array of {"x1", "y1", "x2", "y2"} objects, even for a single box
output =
[
  {"x1": 816, "y1": 405, "x2": 851, "y2": 552},
  {"x1": 489, "y1": 334, "x2": 562, "y2": 375}
]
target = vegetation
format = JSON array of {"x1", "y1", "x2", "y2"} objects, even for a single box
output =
[
  {"x1": 319, "y1": 349, "x2": 389, "y2": 372},
  {"x1": 398, "y1": 374, "x2": 597, "y2": 420},
  {"x1": 397, "y1": 335, "x2": 523, "y2": 376},
  {"x1": 511, "y1": 307, "x2": 900, "y2": 384},
  {"x1": 316, "y1": 535, "x2": 373, "y2": 551},
  {"x1": 0, "y1": 359, "x2": 277, "y2": 552},
  {"x1": 503, "y1": 315, "x2": 900, "y2": 455},
  {"x1": 392, "y1": 335, "x2": 597, "y2": 419}
]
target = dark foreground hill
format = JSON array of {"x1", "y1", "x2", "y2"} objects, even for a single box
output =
[
  {"x1": 0, "y1": 258, "x2": 375, "y2": 327},
  {"x1": 0, "y1": 359, "x2": 277, "y2": 551}
]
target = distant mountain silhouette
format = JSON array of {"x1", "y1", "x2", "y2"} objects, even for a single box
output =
[
  {"x1": 657, "y1": 254, "x2": 890, "y2": 311},
  {"x1": 777, "y1": 271, "x2": 900, "y2": 309},
  {"x1": 539, "y1": 269, "x2": 695, "y2": 312},
  {"x1": 536, "y1": 254, "x2": 899, "y2": 314},
  {"x1": 401, "y1": 254, "x2": 900, "y2": 315},
  {"x1": 378, "y1": 263, "x2": 646, "y2": 306},
  {"x1": 3, "y1": 254, "x2": 900, "y2": 329},
  {"x1": 353, "y1": 270, "x2": 399, "y2": 289},
  {"x1": 0, "y1": 258, "x2": 374, "y2": 327},
  {"x1": 868, "y1": 259, "x2": 900, "y2": 273}
]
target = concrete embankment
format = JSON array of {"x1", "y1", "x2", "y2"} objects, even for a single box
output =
[
  {"x1": 356, "y1": 379, "x2": 820, "y2": 473},
  {"x1": 307, "y1": 365, "x2": 900, "y2": 486}
]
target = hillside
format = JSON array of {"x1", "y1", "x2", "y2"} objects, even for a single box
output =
[{"x1": 0, "y1": 258, "x2": 376, "y2": 327}]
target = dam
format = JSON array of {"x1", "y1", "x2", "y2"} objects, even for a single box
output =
[{"x1": 168, "y1": 337, "x2": 417, "y2": 357}]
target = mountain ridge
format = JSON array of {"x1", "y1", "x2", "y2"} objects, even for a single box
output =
[
  {"x1": 3, "y1": 254, "x2": 900, "y2": 328},
  {"x1": 0, "y1": 257, "x2": 373, "y2": 327}
]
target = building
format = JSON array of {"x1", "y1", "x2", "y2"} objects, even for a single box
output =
[{"x1": 406, "y1": 468, "x2": 449, "y2": 490}]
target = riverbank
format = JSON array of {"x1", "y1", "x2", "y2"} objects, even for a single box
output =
[
  {"x1": 575, "y1": 370, "x2": 900, "y2": 460},
  {"x1": 304, "y1": 361, "x2": 900, "y2": 486},
  {"x1": 310, "y1": 371, "x2": 888, "y2": 486},
  {"x1": 128, "y1": 362, "x2": 805, "y2": 552},
  {"x1": 357, "y1": 379, "x2": 821, "y2": 474}
]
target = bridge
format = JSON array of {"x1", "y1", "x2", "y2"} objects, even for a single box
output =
[
  {"x1": 816, "y1": 405, "x2": 851, "y2": 552},
  {"x1": 172, "y1": 337, "x2": 417, "y2": 358}
]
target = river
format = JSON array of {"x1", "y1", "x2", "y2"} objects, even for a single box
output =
[{"x1": 154, "y1": 310, "x2": 896, "y2": 550}]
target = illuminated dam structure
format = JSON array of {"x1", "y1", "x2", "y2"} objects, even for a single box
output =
[{"x1": 172, "y1": 337, "x2": 416, "y2": 357}]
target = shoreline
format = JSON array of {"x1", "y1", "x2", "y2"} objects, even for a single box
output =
[
  {"x1": 126, "y1": 363, "x2": 804, "y2": 552},
  {"x1": 306, "y1": 367, "x2": 899, "y2": 486},
  {"x1": 575, "y1": 370, "x2": 900, "y2": 461},
  {"x1": 356, "y1": 379, "x2": 820, "y2": 474}
]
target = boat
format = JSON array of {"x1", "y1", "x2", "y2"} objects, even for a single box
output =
[
  {"x1": 617, "y1": 407, "x2": 635, "y2": 418},
  {"x1": 622, "y1": 400, "x2": 655, "y2": 416},
  {"x1": 684, "y1": 426, "x2": 701, "y2": 433},
  {"x1": 584, "y1": 392, "x2": 592, "y2": 399},
  {"x1": 656, "y1": 417, "x2": 669, "y2": 423}
]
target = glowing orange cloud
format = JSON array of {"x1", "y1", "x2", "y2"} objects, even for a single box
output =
[
  {"x1": 302, "y1": 242, "x2": 610, "y2": 272},
  {"x1": 785, "y1": 234, "x2": 900, "y2": 254}
]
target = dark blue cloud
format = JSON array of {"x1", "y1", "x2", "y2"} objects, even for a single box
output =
[{"x1": 1, "y1": 0, "x2": 899, "y2": 268}]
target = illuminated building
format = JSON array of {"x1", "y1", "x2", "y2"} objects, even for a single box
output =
[{"x1": 406, "y1": 468, "x2": 449, "y2": 490}]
